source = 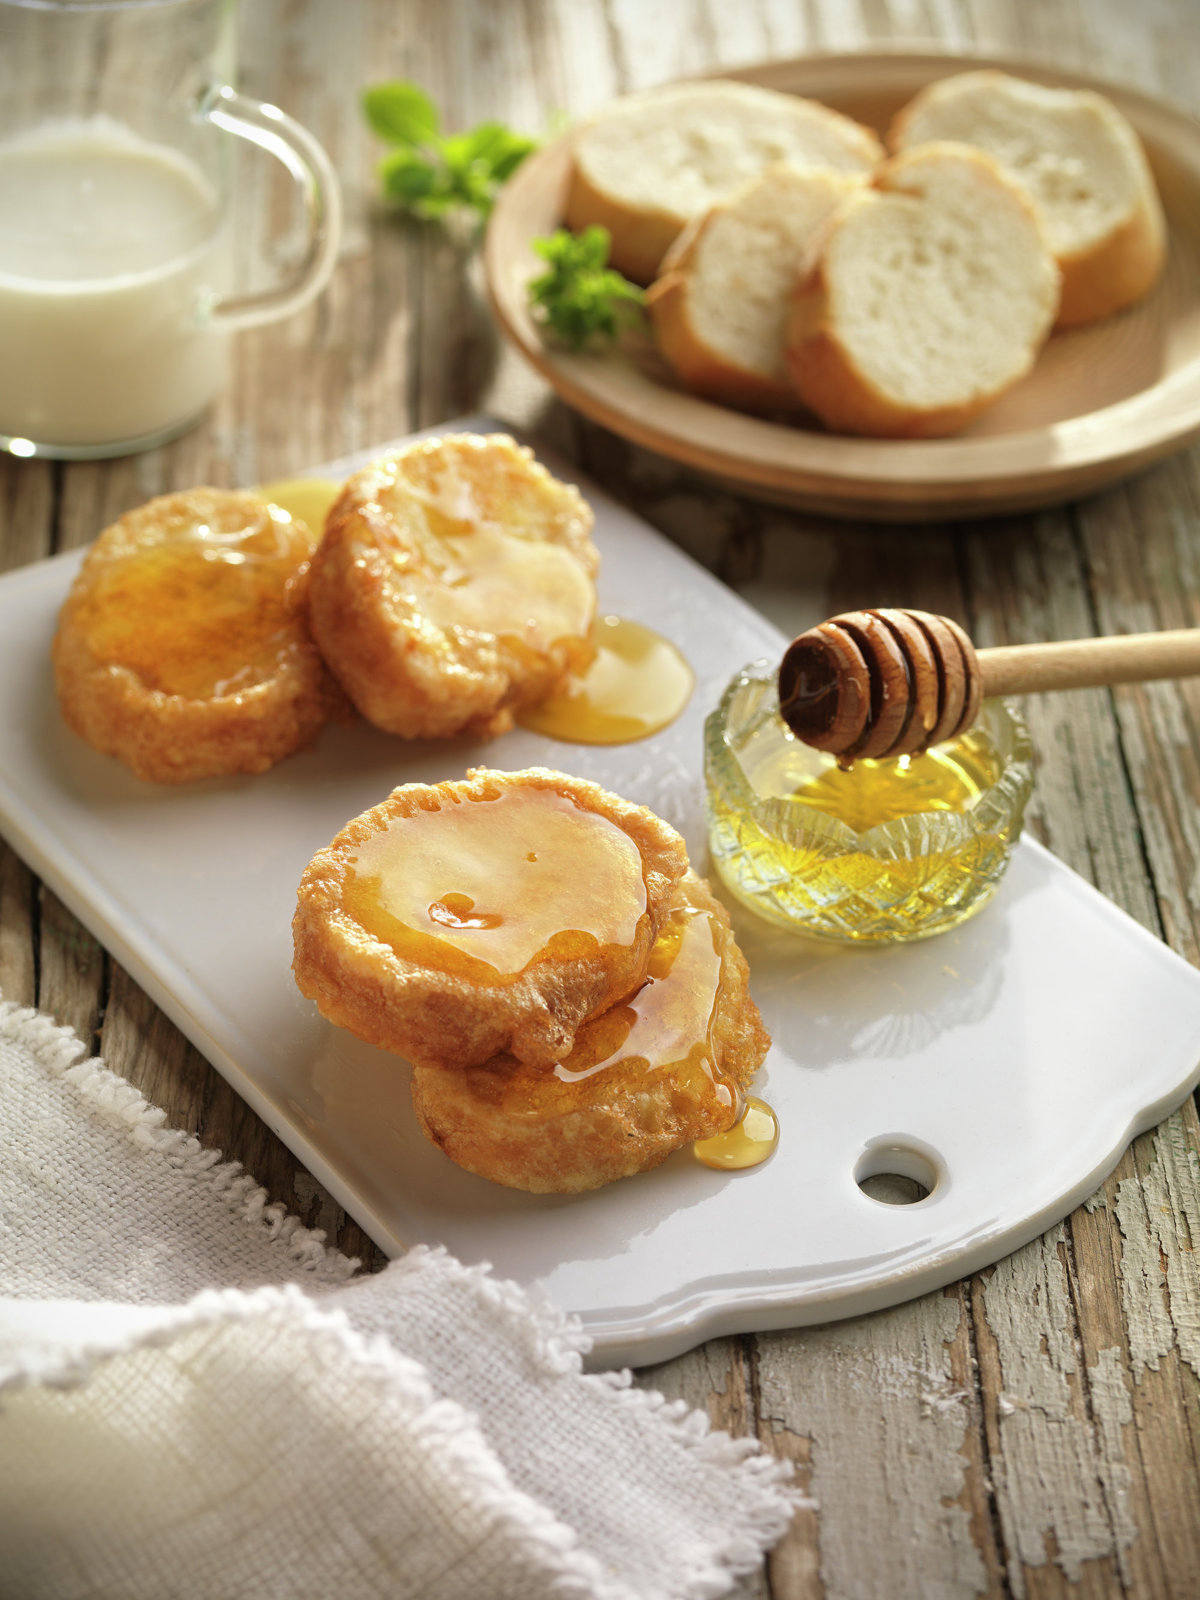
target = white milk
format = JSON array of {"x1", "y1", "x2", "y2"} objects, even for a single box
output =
[{"x1": 0, "y1": 118, "x2": 229, "y2": 448}]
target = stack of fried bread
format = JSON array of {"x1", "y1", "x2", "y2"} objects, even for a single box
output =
[
  {"x1": 52, "y1": 434, "x2": 601, "y2": 781},
  {"x1": 292, "y1": 767, "x2": 771, "y2": 1193},
  {"x1": 568, "y1": 72, "x2": 1167, "y2": 437}
]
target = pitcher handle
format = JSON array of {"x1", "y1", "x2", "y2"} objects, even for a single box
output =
[{"x1": 198, "y1": 84, "x2": 341, "y2": 331}]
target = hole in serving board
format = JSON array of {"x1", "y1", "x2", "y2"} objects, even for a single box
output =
[{"x1": 854, "y1": 1139, "x2": 940, "y2": 1206}]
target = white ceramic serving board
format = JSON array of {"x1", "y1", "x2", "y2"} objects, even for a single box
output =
[{"x1": 3, "y1": 416, "x2": 1200, "y2": 1369}]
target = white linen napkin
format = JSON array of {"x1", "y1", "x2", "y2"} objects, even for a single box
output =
[{"x1": 0, "y1": 997, "x2": 801, "y2": 1599}]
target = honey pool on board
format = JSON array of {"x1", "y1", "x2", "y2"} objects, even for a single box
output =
[
  {"x1": 255, "y1": 477, "x2": 343, "y2": 534},
  {"x1": 694, "y1": 1096, "x2": 779, "y2": 1170},
  {"x1": 518, "y1": 615, "x2": 694, "y2": 744}
]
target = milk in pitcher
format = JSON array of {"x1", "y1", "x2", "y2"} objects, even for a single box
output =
[{"x1": 0, "y1": 117, "x2": 228, "y2": 450}]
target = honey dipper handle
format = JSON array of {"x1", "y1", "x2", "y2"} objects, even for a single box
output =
[{"x1": 979, "y1": 629, "x2": 1200, "y2": 697}]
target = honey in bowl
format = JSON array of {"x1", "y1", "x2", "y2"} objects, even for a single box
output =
[
  {"x1": 706, "y1": 660, "x2": 1034, "y2": 944},
  {"x1": 787, "y1": 729, "x2": 1000, "y2": 830}
]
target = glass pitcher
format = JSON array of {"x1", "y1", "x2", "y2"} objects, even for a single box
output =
[{"x1": 0, "y1": 0, "x2": 342, "y2": 458}]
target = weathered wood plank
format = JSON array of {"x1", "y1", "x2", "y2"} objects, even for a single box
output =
[
  {"x1": 755, "y1": 1292, "x2": 990, "y2": 1600},
  {"x1": 0, "y1": 843, "x2": 36, "y2": 1009},
  {"x1": 0, "y1": 458, "x2": 54, "y2": 572},
  {"x1": 35, "y1": 888, "x2": 105, "y2": 1053}
]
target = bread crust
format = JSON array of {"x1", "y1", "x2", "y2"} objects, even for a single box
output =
[
  {"x1": 52, "y1": 488, "x2": 342, "y2": 784},
  {"x1": 785, "y1": 276, "x2": 1000, "y2": 439},
  {"x1": 1053, "y1": 196, "x2": 1166, "y2": 327},
  {"x1": 565, "y1": 80, "x2": 883, "y2": 286},
  {"x1": 648, "y1": 264, "x2": 804, "y2": 414},
  {"x1": 292, "y1": 767, "x2": 691, "y2": 1072},
  {"x1": 409, "y1": 870, "x2": 771, "y2": 1193},
  {"x1": 649, "y1": 168, "x2": 857, "y2": 416},
  {"x1": 889, "y1": 70, "x2": 1166, "y2": 327},
  {"x1": 784, "y1": 147, "x2": 1059, "y2": 439},
  {"x1": 307, "y1": 434, "x2": 598, "y2": 741},
  {"x1": 564, "y1": 159, "x2": 681, "y2": 286}
]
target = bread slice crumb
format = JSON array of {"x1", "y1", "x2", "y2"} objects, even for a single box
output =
[
  {"x1": 784, "y1": 143, "x2": 1060, "y2": 438},
  {"x1": 566, "y1": 79, "x2": 883, "y2": 284},
  {"x1": 647, "y1": 163, "x2": 862, "y2": 413},
  {"x1": 890, "y1": 70, "x2": 1165, "y2": 325}
]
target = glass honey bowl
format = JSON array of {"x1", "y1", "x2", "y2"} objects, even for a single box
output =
[{"x1": 704, "y1": 660, "x2": 1035, "y2": 944}]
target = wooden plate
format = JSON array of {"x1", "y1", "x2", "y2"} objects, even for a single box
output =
[{"x1": 485, "y1": 52, "x2": 1200, "y2": 522}]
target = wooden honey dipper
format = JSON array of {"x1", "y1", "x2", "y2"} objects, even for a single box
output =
[{"x1": 778, "y1": 608, "x2": 1200, "y2": 761}]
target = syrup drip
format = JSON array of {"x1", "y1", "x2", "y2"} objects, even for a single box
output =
[
  {"x1": 693, "y1": 1096, "x2": 779, "y2": 1170},
  {"x1": 551, "y1": 904, "x2": 732, "y2": 1107},
  {"x1": 343, "y1": 784, "x2": 647, "y2": 980},
  {"x1": 518, "y1": 615, "x2": 694, "y2": 744},
  {"x1": 428, "y1": 893, "x2": 503, "y2": 931}
]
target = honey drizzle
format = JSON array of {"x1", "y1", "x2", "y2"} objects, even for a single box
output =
[
  {"x1": 257, "y1": 482, "x2": 694, "y2": 750},
  {"x1": 552, "y1": 904, "x2": 733, "y2": 1107},
  {"x1": 517, "y1": 615, "x2": 693, "y2": 745},
  {"x1": 74, "y1": 499, "x2": 314, "y2": 699},
  {"x1": 342, "y1": 785, "x2": 648, "y2": 981}
]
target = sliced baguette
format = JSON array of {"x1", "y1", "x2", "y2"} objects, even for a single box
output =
[
  {"x1": 565, "y1": 79, "x2": 883, "y2": 285},
  {"x1": 646, "y1": 163, "x2": 862, "y2": 413},
  {"x1": 890, "y1": 70, "x2": 1166, "y2": 326},
  {"x1": 783, "y1": 143, "x2": 1060, "y2": 439}
]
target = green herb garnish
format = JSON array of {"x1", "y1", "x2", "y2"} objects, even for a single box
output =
[
  {"x1": 362, "y1": 81, "x2": 537, "y2": 219},
  {"x1": 527, "y1": 226, "x2": 645, "y2": 350}
]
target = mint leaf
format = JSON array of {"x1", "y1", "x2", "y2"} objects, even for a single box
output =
[
  {"x1": 487, "y1": 131, "x2": 539, "y2": 182},
  {"x1": 363, "y1": 84, "x2": 538, "y2": 221},
  {"x1": 362, "y1": 82, "x2": 439, "y2": 147},
  {"x1": 528, "y1": 226, "x2": 645, "y2": 350},
  {"x1": 378, "y1": 148, "x2": 438, "y2": 204}
]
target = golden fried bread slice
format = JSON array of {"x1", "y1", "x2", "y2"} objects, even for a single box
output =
[
  {"x1": 410, "y1": 870, "x2": 771, "y2": 1193},
  {"x1": 307, "y1": 434, "x2": 599, "y2": 739},
  {"x1": 292, "y1": 767, "x2": 689, "y2": 1071},
  {"x1": 52, "y1": 488, "x2": 344, "y2": 784}
]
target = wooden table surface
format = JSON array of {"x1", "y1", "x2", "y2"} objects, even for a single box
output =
[{"x1": 4, "y1": 2, "x2": 1200, "y2": 1595}]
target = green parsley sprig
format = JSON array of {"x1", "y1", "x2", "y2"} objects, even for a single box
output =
[
  {"x1": 527, "y1": 226, "x2": 645, "y2": 351},
  {"x1": 362, "y1": 81, "x2": 537, "y2": 219}
]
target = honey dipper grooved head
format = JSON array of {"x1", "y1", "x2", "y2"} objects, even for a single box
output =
[{"x1": 778, "y1": 608, "x2": 980, "y2": 759}]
